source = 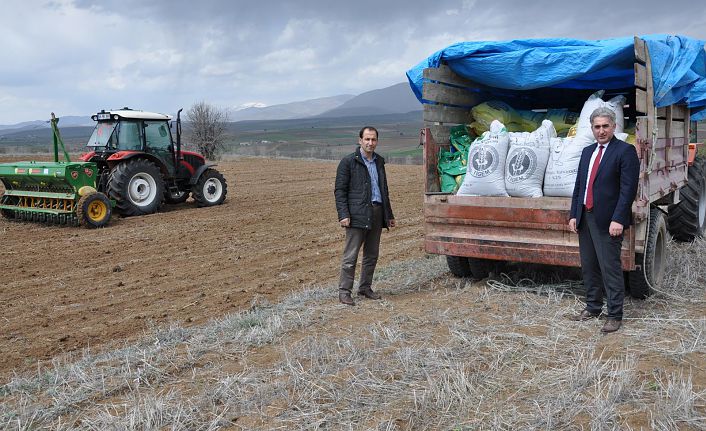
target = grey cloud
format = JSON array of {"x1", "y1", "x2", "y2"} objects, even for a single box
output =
[{"x1": 1, "y1": 0, "x2": 704, "y2": 124}]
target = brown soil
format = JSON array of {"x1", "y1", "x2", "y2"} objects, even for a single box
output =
[{"x1": 0, "y1": 156, "x2": 425, "y2": 378}]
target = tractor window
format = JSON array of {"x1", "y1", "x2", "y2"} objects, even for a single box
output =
[
  {"x1": 117, "y1": 121, "x2": 142, "y2": 151},
  {"x1": 144, "y1": 121, "x2": 172, "y2": 150},
  {"x1": 87, "y1": 122, "x2": 118, "y2": 148}
]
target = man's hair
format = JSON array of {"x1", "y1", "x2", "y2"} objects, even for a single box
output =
[
  {"x1": 590, "y1": 107, "x2": 617, "y2": 125},
  {"x1": 359, "y1": 126, "x2": 378, "y2": 139}
]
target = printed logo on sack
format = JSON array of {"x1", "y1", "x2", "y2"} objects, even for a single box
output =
[
  {"x1": 507, "y1": 148, "x2": 538, "y2": 183},
  {"x1": 470, "y1": 145, "x2": 499, "y2": 178}
]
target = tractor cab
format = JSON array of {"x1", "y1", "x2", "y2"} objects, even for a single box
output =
[{"x1": 87, "y1": 108, "x2": 177, "y2": 176}]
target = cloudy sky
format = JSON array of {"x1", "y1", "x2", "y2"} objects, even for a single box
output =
[{"x1": 1, "y1": 0, "x2": 705, "y2": 124}]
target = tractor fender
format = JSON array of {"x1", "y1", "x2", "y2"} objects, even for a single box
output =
[
  {"x1": 106, "y1": 151, "x2": 170, "y2": 177},
  {"x1": 189, "y1": 164, "x2": 218, "y2": 185}
]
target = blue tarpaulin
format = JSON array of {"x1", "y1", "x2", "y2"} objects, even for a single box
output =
[{"x1": 406, "y1": 35, "x2": 706, "y2": 121}]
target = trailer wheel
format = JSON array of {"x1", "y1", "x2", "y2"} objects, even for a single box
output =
[
  {"x1": 446, "y1": 256, "x2": 472, "y2": 277},
  {"x1": 77, "y1": 193, "x2": 112, "y2": 228},
  {"x1": 667, "y1": 155, "x2": 706, "y2": 241},
  {"x1": 192, "y1": 169, "x2": 227, "y2": 207},
  {"x1": 467, "y1": 257, "x2": 492, "y2": 280},
  {"x1": 629, "y1": 207, "x2": 667, "y2": 299},
  {"x1": 108, "y1": 159, "x2": 164, "y2": 216}
]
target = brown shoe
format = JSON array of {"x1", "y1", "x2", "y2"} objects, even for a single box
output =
[
  {"x1": 358, "y1": 289, "x2": 382, "y2": 300},
  {"x1": 571, "y1": 310, "x2": 600, "y2": 321},
  {"x1": 339, "y1": 292, "x2": 355, "y2": 306},
  {"x1": 601, "y1": 319, "x2": 621, "y2": 333}
]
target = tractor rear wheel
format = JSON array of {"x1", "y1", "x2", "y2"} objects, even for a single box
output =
[
  {"x1": 628, "y1": 207, "x2": 667, "y2": 299},
  {"x1": 108, "y1": 159, "x2": 164, "y2": 216},
  {"x1": 77, "y1": 193, "x2": 112, "y2": 228},
  {"x1": 192, "y1": 169, "x2": 227, "y2": 207},
  {"x1": 667, "y1": 155, "x2": 706, "y2": 241}
]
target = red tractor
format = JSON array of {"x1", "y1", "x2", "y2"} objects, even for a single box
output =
[{"x1": 80, "y1": 108, "x2": 227, "y2": 216}]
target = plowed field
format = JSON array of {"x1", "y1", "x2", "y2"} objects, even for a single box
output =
[{"x1": 0, "y1": 157, "x2": 425, "y2": 378}]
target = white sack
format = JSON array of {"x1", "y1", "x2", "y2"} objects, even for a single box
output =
[
  {"x1": 576, "y1": 90, "x2": 626, "y2": 137},
  {"x1": 543, "y1": 135, "x2": 593, "y2": 197},
  {"x1": 505, "y1": 120, "x2": 555, "y2": 197},
  {"x1": 457, "y1": 120, "x2": 510, "y2": 196}
]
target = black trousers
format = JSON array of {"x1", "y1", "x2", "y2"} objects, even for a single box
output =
[{"x1": 578, "y1": 211, "x2": 625, "y2": 320}]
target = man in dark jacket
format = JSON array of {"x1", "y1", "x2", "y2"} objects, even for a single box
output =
[
  {"x1": 334, "y1": 126, "x2": 395, "y2": 306},
  {"x1": 569, "y1": 107, "x2": 640, "y2": 333}
]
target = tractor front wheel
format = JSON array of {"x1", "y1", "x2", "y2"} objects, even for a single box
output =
[
  {"x1": 77, "y1": 193, "x2": 112, "y2": 228},
  {"x1": 108, "y1": 159, "x2": 164, "y2": 216},
  {"x1": 192, "y1": 169, "x2": 227, "y2": 207}
]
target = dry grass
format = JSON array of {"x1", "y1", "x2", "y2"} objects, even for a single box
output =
[{"x1": 1, "y1": 242, "x2": 705, "y2": 430}]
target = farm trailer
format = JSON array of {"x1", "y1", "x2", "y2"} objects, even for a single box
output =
[{"x1": 413, "y1": 36, "x2": 706, "y2": 298}]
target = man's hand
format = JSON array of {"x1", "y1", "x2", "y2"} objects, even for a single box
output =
[
  {"x1": 340, "y1": 218, "x2": 350, "y2": 227},
  {"x1": 609, "y1": 221, "x2": 624, "y2": 237},
  {"x1": 389, "y1": 219, "x2": 396, "y2": 228},
  {"x1": 568, "y1": 218, "x2": 577, "y2": 233}
]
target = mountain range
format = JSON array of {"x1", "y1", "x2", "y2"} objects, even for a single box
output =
[{"x1": 0, "y1": 82, "x2": 422, "y2": 135}]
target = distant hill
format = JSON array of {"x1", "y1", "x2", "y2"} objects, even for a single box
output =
[
  {"x1": 0, "y1": 116, "x2": 93, "y2": 136},
  {"x1": 230, "y1": 95, "x2": 354, "y2": 121},
  {"x1": 317, "y1": 83, "x2": 421, "y2": 118}
]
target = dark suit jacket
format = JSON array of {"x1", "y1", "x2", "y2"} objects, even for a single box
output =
[{"x1": 570, "y1": 136, "x2": 640, "y2": 231}]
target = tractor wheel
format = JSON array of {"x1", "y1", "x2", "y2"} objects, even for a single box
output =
[
  {"x1": 628, "y1": 207, "x2": 667, "y2": 299},
  {"x1": 667, "y1": 155, "x2": 706, "y2": 241},
  {"x1": 77, "y1": 193, "x2": 112, "y2": 228},
  {"x1": 165, "y1": 189, "x2": 190, "y2": 204},
  {"x1": 446, "y1": 256, "x2": 472, "y2": 277},
  {"x1": 108, "y1": 159, "x2": 164, "y2": 216},
  {"x1": 192, "y1": 169, "x2": 227, "y2": 207}
]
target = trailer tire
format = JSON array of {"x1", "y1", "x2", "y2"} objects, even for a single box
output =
[
  {"x1": 192, "y1": 169, "x2": 227, "y2": 207},
  {"x1": 77, "y1": 192, "x2": 112, "y2": 228},
  {"x1": 108, "y1": 159, "x2": 164, "y2": 216},
  {"x1": 628, "y1": 207, "x2": 667, "y2": 299},
  {"x1": 667, "y1": 155, "x2": 706, "y2": 241},
  {"x1": 467, "y1": 257, "x2": 492, "y2": 280},
  {"x1": 446, "y1": 256, "x2": 472, "y2": 277}
]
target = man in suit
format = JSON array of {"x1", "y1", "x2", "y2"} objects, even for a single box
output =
[
  {"x1": 335, "y1": 126, "x2": 396, "y2": 306},
  {"x1": 569, "y1": 107, "x2": 640, "y2": 333}
]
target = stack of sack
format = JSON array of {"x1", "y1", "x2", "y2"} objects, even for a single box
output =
[
  {"x1": 452, "y1": 90, "x2": 628, "y2": 198},
  {"x1": 471, "y1": 101, "x2": 579, "y2": 136}
]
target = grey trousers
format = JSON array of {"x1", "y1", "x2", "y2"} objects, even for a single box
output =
[
  {"x1": 578, "y1": 211, "x2": 625, "y2": 320},
  {"x1": 338, "y1": 205, "x2": 383, "y2": 294}
]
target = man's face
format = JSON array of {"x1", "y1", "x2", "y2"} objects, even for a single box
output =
[
  {"x1": 358, "y1": 129, "x2": 378, "y2": 157},
  {"x1": 591, "y1": 116, "x2": 616, "y2": 145}
]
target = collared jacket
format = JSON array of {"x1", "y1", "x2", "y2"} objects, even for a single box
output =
[
  {"x1": 335, "y1": 147, "x2": 394, "y2": 229},
  {"x1": 570, "y1": 136, "x2": 640, "y2": 231}
]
